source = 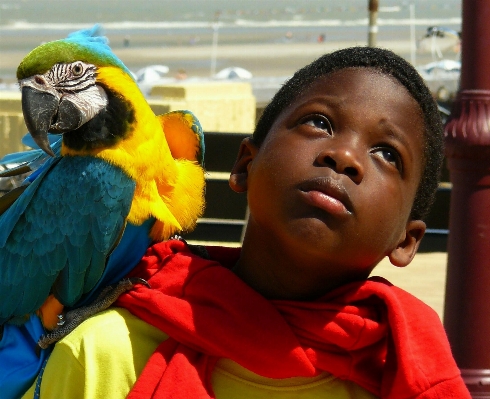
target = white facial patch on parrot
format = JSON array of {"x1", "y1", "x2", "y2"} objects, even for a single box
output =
[
  {"x1": 19, "y1": 75, "x2": 62, "y2": 102},
  {"x1": 60, "y1": 85, "x2": 108, "y2": 128}
]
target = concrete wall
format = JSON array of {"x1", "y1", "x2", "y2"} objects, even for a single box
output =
[
  {"x1": 0, "y1": 81, "x2": 256, "y2": 158},
  {"x1": 0, "y1": 92, "x2": 28, "y2": 156},
  {"x1": 149, "y1": 81, "x2": 256, "y2": 134}
]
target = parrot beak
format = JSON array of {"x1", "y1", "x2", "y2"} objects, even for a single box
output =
[
  {"x1": 21, "y1": 86, "x2": 58, "y2": 157},
  {"x1": 21, "y1": 84, "x2": 88, "y2": 157}
]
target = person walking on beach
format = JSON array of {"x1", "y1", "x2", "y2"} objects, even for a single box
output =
[{"x1": 24, "y1": 46, "x2": 470, "y2": 399}]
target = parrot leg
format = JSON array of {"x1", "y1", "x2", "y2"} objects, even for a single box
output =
[
  {"x1": 37, "y1": 277, "x2": 149, "y2": 349},
  {"x1": 37, "y1": 294, "x2": 65, "y2": 330}
]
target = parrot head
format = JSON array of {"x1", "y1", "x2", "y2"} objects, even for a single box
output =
[{"x1": 17, "y1": 25, "x2": 136, "y2": 156}]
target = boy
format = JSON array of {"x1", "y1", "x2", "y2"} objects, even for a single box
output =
[{"x1": 24, "y1": 46, "x2": 470, "y2": 398}]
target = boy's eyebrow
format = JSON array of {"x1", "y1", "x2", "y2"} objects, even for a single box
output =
[{"x1": 302, "y1": 95, "x2": 343, "y2": 107}]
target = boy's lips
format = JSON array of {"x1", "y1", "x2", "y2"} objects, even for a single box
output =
[{"x1": 298, "y1": 177, "x2": 353, "y2": 215}]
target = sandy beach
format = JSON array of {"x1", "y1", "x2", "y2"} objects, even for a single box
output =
[{"x1": 1, "y1": 39, "x2": 442, "y2": 84}]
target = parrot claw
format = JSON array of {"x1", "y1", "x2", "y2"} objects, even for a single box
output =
[
  {"x1": 174, "y1": 236, "x2": 211, "y2": 260},
  {"x1": 170, "y1": 234, "x2": 183, "y2": 241},
  {"x1": 37, "y1": 277, "x2": 149, "y2": 349},
  {"x1": 56, "y1": 313, "x2": 66, "y2": 326},
  {"x1": 131, "y1": 276, "x2": 151, "y2": 289}
]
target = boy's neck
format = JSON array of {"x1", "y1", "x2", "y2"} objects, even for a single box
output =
[{"x1": 233, "y1": 224, "x2": 374, "y2": 301}]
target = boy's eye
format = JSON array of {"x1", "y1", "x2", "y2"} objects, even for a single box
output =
[
  {"x1": 301, "y1": 115, "x2": 333, "y2": 134},
  {"x1": 372, "y1": 147, "x2": 402, "y2": 171}
]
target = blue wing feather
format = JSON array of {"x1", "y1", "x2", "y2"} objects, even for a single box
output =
[
  {"x1": 0, "y1": 135, "x2": 61, "y2": 177},
  {"x1": 0, "y1": 156, "x2": 60, "y2": 248},
  {"x1": 21, "y1": 132, "x2": 60, "y2": 150},
  {"x1": 0, "y1": 150, "x2": 44, "y2": 165},
  {"x1": 0, "y1": 156, "x2": 135, "y2": 324},
  {"x1": 73, "y1": 219, "x2": 154, "y2": 307}
]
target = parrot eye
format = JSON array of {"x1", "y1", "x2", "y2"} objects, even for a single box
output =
[{"x1": 72, "y1": 63, "x2": 84, "y2": 76}]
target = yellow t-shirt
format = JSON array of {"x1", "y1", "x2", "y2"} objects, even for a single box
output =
[{"x1": 22, "y1": 308, "x2": 378, "y2": 399}]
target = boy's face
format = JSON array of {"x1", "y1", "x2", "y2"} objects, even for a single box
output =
[{"x1": 240, "y1": 68, "x2": 426, "y2": 280}]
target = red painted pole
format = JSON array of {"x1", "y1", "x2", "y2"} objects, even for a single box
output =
[{"x1": 444, "y1": 0, "x2": 490, "y2": 396}]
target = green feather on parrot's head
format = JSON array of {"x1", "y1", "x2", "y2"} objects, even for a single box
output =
[{"x1": 17, "y1": 25, "x2": 133, "y2": 80}]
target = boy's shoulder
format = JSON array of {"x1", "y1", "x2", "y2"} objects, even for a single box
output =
[
  {"x1": 22, "y1": 308, "x2": 167, "y2": 399},
  {"x1": 56, "y1": 307, "x2": 167, "y2": 359}
]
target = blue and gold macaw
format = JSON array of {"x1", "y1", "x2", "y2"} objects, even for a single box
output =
[{"x1": 0, "y1": 25, "x2": 206, "y2": 399}]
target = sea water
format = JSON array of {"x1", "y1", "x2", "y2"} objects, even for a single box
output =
[
  {"x1": 0, "y1": 0, "x2": 462, "y2": 87},
  {"x1": 0, "y1": 0, "x2": 461, "y2": 49}
]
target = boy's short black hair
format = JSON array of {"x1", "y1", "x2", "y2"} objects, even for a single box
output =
[{"x1": 253, "y1": 46, "x2": 444, "y2": 221}]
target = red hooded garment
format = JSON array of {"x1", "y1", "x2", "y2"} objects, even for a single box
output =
[{"x1": 115, "y1": 239, "x2": 470, "y2": 399}]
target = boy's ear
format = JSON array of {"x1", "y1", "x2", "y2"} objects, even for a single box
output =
[
  {"x1": 229, "y1": 137, "x2": 259, "y2": 193},
  {"x1": 388, "y1": 220, "x2": 426, "y2": 267}
]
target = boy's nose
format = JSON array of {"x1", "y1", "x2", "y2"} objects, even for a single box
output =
[{"x1": 315, "y1": 144, "x2": 364, "y2": 184}]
